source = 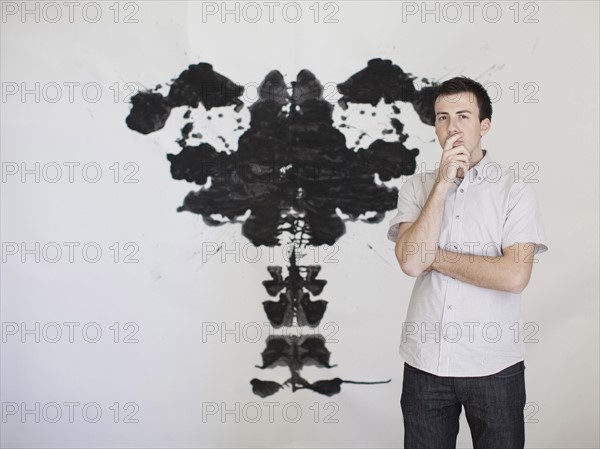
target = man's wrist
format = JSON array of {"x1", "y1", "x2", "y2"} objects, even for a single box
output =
[
  {"x1": 433, "y1": 179, "x2": 452, "y2": 195},
  {"x1": 430, "y1": 248, "x2": 442, "y2": 270}
]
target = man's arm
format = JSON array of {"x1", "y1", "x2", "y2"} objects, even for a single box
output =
[
  {"x1": 429, "y1": 242, "x2": 536, "y2": 294},
  {"x1": 394, "y1": 182, "x2": 450, "y2": 277},
  {"x1": 395, "y1": 133, "x2": 469, "y2": 277}
]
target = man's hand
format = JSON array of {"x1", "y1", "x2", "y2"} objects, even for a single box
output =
[{"x1": 437, "y1": 132, "x2": 470, "y2": 184}]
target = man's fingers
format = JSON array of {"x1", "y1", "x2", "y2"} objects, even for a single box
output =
[
  {"x1": 444, "y1": 132, "x2": 463, "y2": 151},
  {"x1": 446, "y1": 152, "x2": 470, "y2": 165}
]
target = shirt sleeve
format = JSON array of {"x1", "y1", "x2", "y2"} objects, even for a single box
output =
[
  {"x1": 502, "y1": 181, "x2": 548, "y2": 254},
  {"x1": 387, "y1": 175, "x2": 424, "y2": 242}
]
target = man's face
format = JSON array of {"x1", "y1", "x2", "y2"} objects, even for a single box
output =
[{"x1": 434, "y1": 91, "x2": 490, "y2": 154}]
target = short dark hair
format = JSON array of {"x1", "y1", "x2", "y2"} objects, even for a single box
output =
[{"x1": 435, "y1": 76, "x2": 492, "y2": 122}]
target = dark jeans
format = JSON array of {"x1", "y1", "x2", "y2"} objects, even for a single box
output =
[{"x1": 401, "y1": 361, "x2": 526, "y2": 449}]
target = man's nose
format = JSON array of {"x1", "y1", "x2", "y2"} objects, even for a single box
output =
[{"x1": 448, "y1": 118, "x2": 460, "y2": 134}]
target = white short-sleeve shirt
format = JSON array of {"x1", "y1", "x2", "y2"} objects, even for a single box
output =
[{"x1": 388, "y1": 150, "x2": 548, "y2": 376}]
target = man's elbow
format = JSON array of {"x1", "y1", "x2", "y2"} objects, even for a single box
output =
[
  {"x1": 508, "y1": 272, "x2": 532, "y2": 294},
  {"x1": 502, "y1": 245, "x2": 535, "y2": 294},
  {"x1": 400, "y1": 263, "x2": 420, "y2": 278},
  {"x1": 397, "y1": 257, "x2": 423, "y2": 278},
  {"x1": 395, "y1": 238, "x2": 422, "y2": 277}
]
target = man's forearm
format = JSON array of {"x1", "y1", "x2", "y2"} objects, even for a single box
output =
[
  {"x1": 395, "y1": 182, "x2": 450, "y2": 276},
  {"x1": 431, "y1": 247, "x2": 531, "y2": 294}
]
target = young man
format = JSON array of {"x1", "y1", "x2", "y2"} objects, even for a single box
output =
[{"x1": 387, "y1": 76, "x2": 548, "y2": 449}]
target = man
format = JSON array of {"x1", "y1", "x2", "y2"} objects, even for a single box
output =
[{"x1": 387, "y1": 76, "x2": 548, "y2": 449}]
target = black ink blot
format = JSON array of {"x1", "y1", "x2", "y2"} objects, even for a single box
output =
[
  {"x1": 262, "y1": 249, "x2": 327, "y2": 328},
  {"x1": 251, "y1": 334, "x2": 390, "y2": 397},
  {"x1": 126, "y1": 62, "x2": 244, "y2": 135},
  {"x1": 130, "y1": 60, "x2": 433, "y2": 246},
  {"x1": 126, "y1": 58, "x2": 438, "y2": 397}
]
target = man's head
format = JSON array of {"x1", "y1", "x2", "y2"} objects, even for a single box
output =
[
  {"x1": 433, "y1": 76, "x2": 492, "y2": 157},
  {"x1": 435, "y1": 76, "x2": 492, "y2": 122}
]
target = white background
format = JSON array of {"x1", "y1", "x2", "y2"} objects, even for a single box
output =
[{"x1": 1, "y1": 1, "x2": 598, "y2": 447}]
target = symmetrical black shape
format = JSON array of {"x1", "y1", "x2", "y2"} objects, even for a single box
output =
[
  {"x1": 251, "y1": 335, "x2": 391, "y2": 397},
  {"x1": 126, "y1": 59, "x2": 436, "y2": 246},
  {"x1": 262, "y1": 248, "x2": 327, "y2": 328},
  {"x1": 255, "y1": 335, "x2": 335, "y2": 370},
  {"x1": 125, "y1": 58, "x2": 436, "y2": 398}
]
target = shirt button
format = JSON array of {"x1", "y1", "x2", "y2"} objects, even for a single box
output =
[
  {"x1": 460, "y1": 188, "x2": 464, "y2": 193},
  {"x1": 447, "y1": 305, "x2": 453, "y2": 309},
  {"x1": 477, "y1": 177, "x2": 482, "y2": 181},
  {"x1": 455, "y1": 215, "x2": 460, "y2": 219}
]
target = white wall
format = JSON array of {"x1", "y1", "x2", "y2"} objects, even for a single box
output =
[{"x1": 1, "y1": 1, "x2": 598, "y2": 447}]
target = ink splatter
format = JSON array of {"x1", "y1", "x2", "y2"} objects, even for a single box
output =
[{"x1": 125, "y1": 58, "x2": 437, "y2": 396}]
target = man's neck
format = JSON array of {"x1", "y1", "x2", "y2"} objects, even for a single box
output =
[
  {"x1": 469, "y1": 148, "x2": 486, "y2": 169},
  {"x1": 457, "y1": 149, "x2": 486, "y2": 179}
]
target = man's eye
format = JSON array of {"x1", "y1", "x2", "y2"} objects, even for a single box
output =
[{"x1": 460, "y1": 115, "x2": 468, "y2": 119}]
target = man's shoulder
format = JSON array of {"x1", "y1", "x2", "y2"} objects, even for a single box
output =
[{"x1": 403, "y1": 168, "x2": 438, "y2": 185}]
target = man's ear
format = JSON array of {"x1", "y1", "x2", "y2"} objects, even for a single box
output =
[{"x1": 480, "y1": 118, "x2": 491, "y2": 137}]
